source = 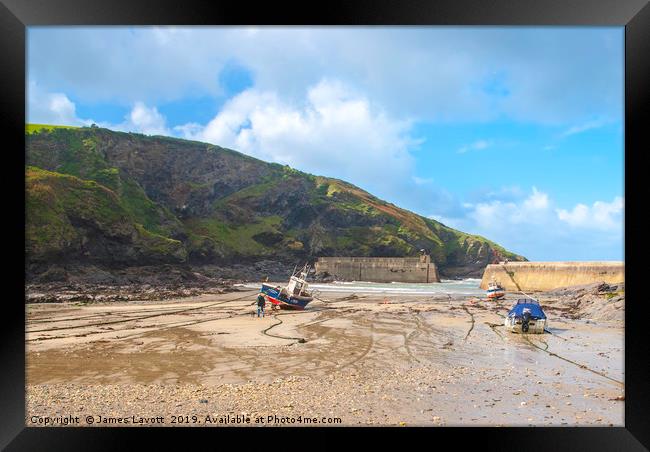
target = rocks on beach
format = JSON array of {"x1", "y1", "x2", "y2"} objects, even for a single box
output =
[{"x1": 540, "y1": 281, "x2": 625, "y2": 321}]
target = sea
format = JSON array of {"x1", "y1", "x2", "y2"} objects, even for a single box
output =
[{"x1": 241, "y1": 278, "x2": 485, "y2": 297}]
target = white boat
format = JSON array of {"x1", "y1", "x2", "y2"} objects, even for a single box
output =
[{"x1": 486, "y1": 278, "x2": 505, "y2": 300}]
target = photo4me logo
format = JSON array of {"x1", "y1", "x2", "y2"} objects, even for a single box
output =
[{"x1": 203, "y1": 414, "x2": 342, "y2": 425}]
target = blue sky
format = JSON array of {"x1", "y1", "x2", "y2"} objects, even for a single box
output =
[{"x1": 27, "y1": 27, "x2": 624, "y2": 261}]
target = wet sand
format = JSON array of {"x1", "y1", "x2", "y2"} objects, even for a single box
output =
[{"x1": 26, "y1": 287, "x2": 624, "y2": 426}]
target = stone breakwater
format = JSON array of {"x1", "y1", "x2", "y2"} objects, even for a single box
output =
[
  {"x1": 314, "y1": 255, "x2": 440, "y2": 283},
  {"x1": 480, "y1": 261, "x2": 624, "y2": 292}
]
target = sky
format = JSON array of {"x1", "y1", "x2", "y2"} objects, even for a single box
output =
[{"x1": 26, "y1": 27, "x2": 624, "y2": 261}]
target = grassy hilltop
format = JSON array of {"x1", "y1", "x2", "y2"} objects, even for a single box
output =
[{"x1": 26, "y1": 125, "x2": 525, "y2": 278}]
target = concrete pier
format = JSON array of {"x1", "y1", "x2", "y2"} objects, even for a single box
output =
[
  {"x1": 315, "y1": 255, "x2": 440, "y2": 283},
  {"x1": 480, "y1": 261, "x2": 624, "y2": 291}
]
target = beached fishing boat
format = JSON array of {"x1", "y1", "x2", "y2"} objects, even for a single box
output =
[
  {"x1": 486, "y1": 278, "x2": 505, "y2": 300},
  {"x1": 260, "y1": 264, "x2": 314, "y2": 310},
  {"x1": 504, "y1": 299, "x2": 547, "y2": 333}
]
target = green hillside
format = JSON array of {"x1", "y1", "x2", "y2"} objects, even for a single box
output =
[{"x1": 25, "y1": 125, "x2": 525, "y2": 277}]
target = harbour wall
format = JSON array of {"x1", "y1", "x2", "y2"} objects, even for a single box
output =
[
  {"x1": 315, "y1": 256, "x2": 440, "y2": 283},
  {"x1": 480, "y1": 262, "x2": 625, "y2": 292}
]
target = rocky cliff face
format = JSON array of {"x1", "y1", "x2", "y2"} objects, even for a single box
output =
[{"x1": 26, "y1": 126, "x2": 526, "y2": 281}]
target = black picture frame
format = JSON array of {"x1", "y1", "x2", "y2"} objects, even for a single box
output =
[{"x1": 1, "y1": 0, "x2": 648, "y2": 449}]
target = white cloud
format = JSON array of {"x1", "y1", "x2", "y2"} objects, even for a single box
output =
[
  {"x1": 469, "y1": 187, "x2": 621, "y2": 233},
  {"x1": 413, "y1": 176, "x2": 434, "y2": 186},
  {"x1": 557, "y1": 196, "x2": 623, "y2": 230},
  {"x1": 173, "y1": 122, "x2": 203, "y2": 138},
  {"x1": 28, "y1": 83, "x2": 171, "y2": 137},
  {"x1": 524, "y1": 187, "x2": 549, "y2": 210},
  {"x1": 443, "y1": 187, "x2": 552, "y2": 232},
  {"x1": 561, "y1": 118, "x2": 608, "y2": 137},
  {"x1": 429, "y1": 187, "x2": 624, "y2": 260},
  {"x1": 177, "y1": 79, "x2": 416, "y2": 198},
  {"x1": 27, "y1": 81, "x2": 92, "y2": 126},
  {"x1": 48, "y1": 94, "x2": 76, "y2": 121},
  {"x1": 117, "y1": 102, "x2": 170, "y2": 136},
  {"x1": 458, "y1": 139, "x2": 491, "y2": 154},
  {"x1": 28, "y1": 27, "x2": 623, "y2": 125}
]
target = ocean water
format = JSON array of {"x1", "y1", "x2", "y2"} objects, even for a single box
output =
[{"x1": 241, "y1": 278, "x2": 485, "y2": 296}]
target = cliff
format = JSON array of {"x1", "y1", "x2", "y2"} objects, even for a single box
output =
[{"x1": 26, "y1": 125, "x2": 526, "y2": 281}]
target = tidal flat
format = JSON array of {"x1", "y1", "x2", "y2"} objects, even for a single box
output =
[{"x1": 26, "y1": 284, "x2": 624, "y2": 427}]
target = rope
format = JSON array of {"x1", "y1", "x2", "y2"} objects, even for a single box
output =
[
  {"x1": 487, "y1": 317, "x2": 622, "y2": 386},
  {"x1": 484, "y1": 322, "x2": 505, "y2": 340},
  {"x1": 461, "y1": 305, "x2": 475, "y2": 340},
  {"x1": 501, "y1": 263, "x2": 536, "y2": 299},
  {"x1": 259, "y1": 288, "x2": 359, "y2": 343},
  {"x1": 261, "y1": 313, "x2": 307, "y2": 344},
  {"x1": 312, "y1": 293, "x2": 334, "y2": 304},
  {"x1": 521, "y1": 333, "x2": 623, "y2": 386}
]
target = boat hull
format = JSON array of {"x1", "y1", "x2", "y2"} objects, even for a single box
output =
[
  {"x1": 504, "y1": 316, "x2": 546, "y2": 334},
  {"x1": 260, "y1": 283, "x2": 313, "y2": 310},
  {"x1": 487, "y1": 290, "x2": 505, "y2": 300}
]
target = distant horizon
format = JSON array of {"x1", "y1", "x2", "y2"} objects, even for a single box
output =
[{"x1": 27, "y1": 27, "x2": 624, "y2": 261}]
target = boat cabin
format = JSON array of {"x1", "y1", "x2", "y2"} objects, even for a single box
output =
[{"x1": 287, "y1": 275, "x2": 308, "y2": 296}]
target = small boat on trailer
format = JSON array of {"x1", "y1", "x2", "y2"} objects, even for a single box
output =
[
  {"x1": 260, "y1": 264, "x2": 314, "y2": 310},
  {"x1": 504, "y1": 299, "x2": 547, "y2": 334},
  {"x1": 486, "y1": 278, "x2": 505, "y2": 300}
]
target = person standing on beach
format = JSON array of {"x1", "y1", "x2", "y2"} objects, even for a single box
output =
[{"x1": 256, "y1": 293, "x2": 267, "y2": 318}]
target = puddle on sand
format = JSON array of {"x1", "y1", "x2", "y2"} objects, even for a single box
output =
[{"x1": 27, "y1": 328, "x2": 220, "y2": 385}]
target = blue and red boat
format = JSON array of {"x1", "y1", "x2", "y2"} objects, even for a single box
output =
[{"x1": 260, "y1": 265, "x2": 314, "y2": 310}]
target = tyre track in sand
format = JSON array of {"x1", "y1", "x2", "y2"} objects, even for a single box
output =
[
  {"x1": 27, "y1": 291, "x2": 261, "y2": 341},
  {"x1": 27, "y1": 291, "x2": 259, "y2": 336}
]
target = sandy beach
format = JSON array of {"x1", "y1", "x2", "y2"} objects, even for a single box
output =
[{"x1": 26, "y1": 284, "x2": 624, "y2": 427}]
